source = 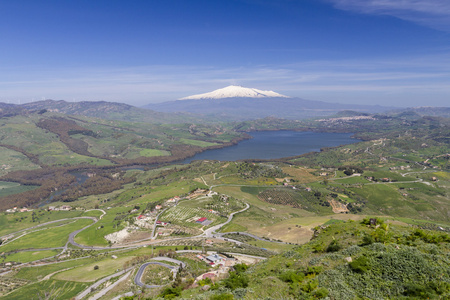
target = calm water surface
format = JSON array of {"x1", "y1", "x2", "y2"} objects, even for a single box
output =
[{"x1": 182, "y1": 131, "x2": 360, "y2": 163}]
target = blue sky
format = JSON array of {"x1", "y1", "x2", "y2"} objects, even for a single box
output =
[{"x1": 1, "y1": 0, "x2": 450, "y2": 107}]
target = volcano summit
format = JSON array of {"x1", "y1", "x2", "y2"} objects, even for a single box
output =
[
  {"x1": 144, "y1": 86, "x2": 393, "y2": 121},
  {"x1": 180, "y1": 85, "x2": 289, "y2": 100}
]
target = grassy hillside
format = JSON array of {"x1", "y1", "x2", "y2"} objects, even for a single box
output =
[{"x1": 189, "y1": 219, "x2": 449, "y2": 299}]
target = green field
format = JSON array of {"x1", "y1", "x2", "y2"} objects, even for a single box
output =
[
  {"x1": 0, "y1": 147, "x2": 40, "y2": 177},
  {"x1": 74, "y1": 207, "x2": 128, "y2": 247},
  {"x1": 0, "y1": 218, "x2": 93, "y2": 252},
  {"x1": 4, "y1": 279, "x2": 88, "y2": 300},
  {"x1": 54, "y1": 256, "x2": 132, "y2": 282},
  {"x1": 0, "y1": 210, "x2": 84, "y2": 237},
  {"x1": 0, "y1": 182, "x2": 38, "y2": 197},
  {"x1": 2, "y1": 250, "x2": 59, "y2": 263},
  {"x1": 139, "y1": 148, "x2": 170, "y2": 157},
  {"x1": 179, "y1": 138, "x2": 219, "y2": 147}
]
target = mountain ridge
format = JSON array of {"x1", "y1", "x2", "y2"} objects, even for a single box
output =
[{"x1": 145, "y1": 96, "x2": 395, "y2": 121}]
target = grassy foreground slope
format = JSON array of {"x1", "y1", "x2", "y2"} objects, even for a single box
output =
[{"x1": 186, "y1": 219, "x2": 449, "y2": 299}]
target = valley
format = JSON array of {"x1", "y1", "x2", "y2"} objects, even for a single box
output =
[{"x1": 0, "y1": 102, "x2": 448, "y2": 299}]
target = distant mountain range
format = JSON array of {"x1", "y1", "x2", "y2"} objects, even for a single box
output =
[
  {"x1": 6, "y1": 100, "x2": 211, "y2": 124},
  {"x1": 0, "y1": 86, "x2": 448, "y2": 123},
  {"x1": 144, "y1": 85, "x2": 396, "y2": 120}
]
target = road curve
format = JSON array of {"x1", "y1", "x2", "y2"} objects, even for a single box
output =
[
  {"x1": 134, "y1": 262, "x2": 177, "y2": 288},
  {"x1": 202, "y1": 202, "x2": 250, "y2": 238}
]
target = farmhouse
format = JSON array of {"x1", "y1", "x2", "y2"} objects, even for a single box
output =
[
  {"x1": 196, "y1": 217, "x2": 207, "y2": 223},
  {"x1": 196, "y1": 217, "x2": 213, "y2": 226},
  {"x1": 156, "y1": 220, "x2": 169, "y2": 226},
  {"x1": 206, "y1": 254, "x2": 224, "y2": 265}
]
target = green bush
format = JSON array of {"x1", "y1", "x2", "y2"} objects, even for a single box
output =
[
  {"x1": 360, "y1": 234, "x2": 374, "y2": 245},
  {"x1": 210, "y1": 294, "x2": 234, "y2": 300},
  {"x1": 349, "y1": 256, "x2": 370, "y2": 273},
  {"x1": 313, "y1": 287, "x2": 329, "y2": 299},
  {"x1": 326, "y1": 240, "x2": 342, "y2": 252},
  {"x1": 306, "y1": 266, "x2": 323, "y2": 275},
  {"x1": 159, "y1": 286, "x2": 182, "y2": 299},
  {"x1": 198, "y1": 277, "x2": 212, "y2": 286},
  {"x1": 403, "y1": 283, "x2": 436, "y2": 298},
  {"x1": 312, "y1": 243, "x2": 326, "y2": 253},
  {"x1": 301, "y1": 280, "x2": 318, "y2": 292},
  {"x1": 279, "y1": 270, "x2": 304, "y2": 283},
  {"x1": 233, "y1": 263, "x2": 248, "y2": 274},
  {"x1": 223, "y1": 272, "x2": 249, "y2": 290}
]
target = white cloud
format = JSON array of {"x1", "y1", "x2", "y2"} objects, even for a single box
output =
[
  {"x1": 0, "y1": 53, "x2": 450, "y2": 107},
  {"x1": 327, "y1": 0, "x2": 450, "y2": 31}
]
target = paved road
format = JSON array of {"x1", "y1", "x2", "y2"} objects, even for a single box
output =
[
  {"x1": 151, "y1": 208, "x2": 168, "y2": 240},
  {"x1": 202, "y1": 203, "x2": 250, "y2": 238},
  {"x1": 134, "y1": 262, "x2": 177, "y2": 288},
  {"x1": 111, "y1": 291, "x2": 134, "y2": 300},
  {"x1": 175, "y1": 250, "x2": 268, "y2": 260},
  {"x1": 215, "y1": 231, "x2": 289, "y2": 244},
  {"x1": 75, "y1": 267, "x2": 134, "y2": 300},
  {"x1": 67, "y1": 217, "x2": 100, "y2": 249},
  {"x1": 151, "y1": 256, "x2": 186, "y2": 268},
  {"x1": 88, "y1": 270, "x2": 132, "y2": 300}
]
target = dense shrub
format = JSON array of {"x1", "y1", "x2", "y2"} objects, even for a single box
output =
[
  {"x1": 349, "y1": 256, "x2": 370, "y2": 273},
  {"x1": 233, "y1": 263, "x2": 248, "y2": 274},
  {"x1": 159, "y1": 286, "x2": 182, "y2": 299},
  {"x1": 326, "y1": 239, "x2": 342, "y2": 252},
  {"x1": 279, "y1": 270, "x2": 304, "y2": 283},
  {"x1": 209, "y1": 294, "x2": 234, "y2": 300},
  {"x1": 223, "y1": 272, "x2": 249, "y2": 290}
]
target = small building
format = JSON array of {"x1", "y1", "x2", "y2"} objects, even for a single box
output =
[
  {"x1": 155, "y1": 205, "x2": 162, "y2": 210},
  {"x1": 431, "y1": 177, "x2": 438, "y2": 181},
  {"x1": 137, "y1": 215, "x2": 145, "y2": 220},
  {"x1": 196, "y1": 217, "x2": 208, "y2": 224},
  {"x1": 206, "y1": 254, "x2": 224, "y2": 264}
]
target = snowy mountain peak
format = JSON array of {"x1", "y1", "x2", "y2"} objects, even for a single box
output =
[{"x1": 179, "y1": 85, "x2": 290, "y2": 100}]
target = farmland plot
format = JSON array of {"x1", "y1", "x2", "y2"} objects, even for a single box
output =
[{"x1": 160, "y1": 207, "x2": 226, "y2": 229}]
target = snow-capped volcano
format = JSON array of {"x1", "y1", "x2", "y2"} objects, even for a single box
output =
[{"x1": 179, "y1": 85, "x2": 290, "y2": 100}]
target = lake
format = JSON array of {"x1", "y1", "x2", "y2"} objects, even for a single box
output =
[{"x1": 182, "y1": 131, "x2": 360, "y2": 163}]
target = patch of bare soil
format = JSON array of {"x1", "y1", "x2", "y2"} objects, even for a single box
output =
[
  {"x1": 328, "y1": 198, "x2": 349, "y2": 213},
  {"x1": 121, "y1": 230, "x2": 152, "y2": 244}
]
